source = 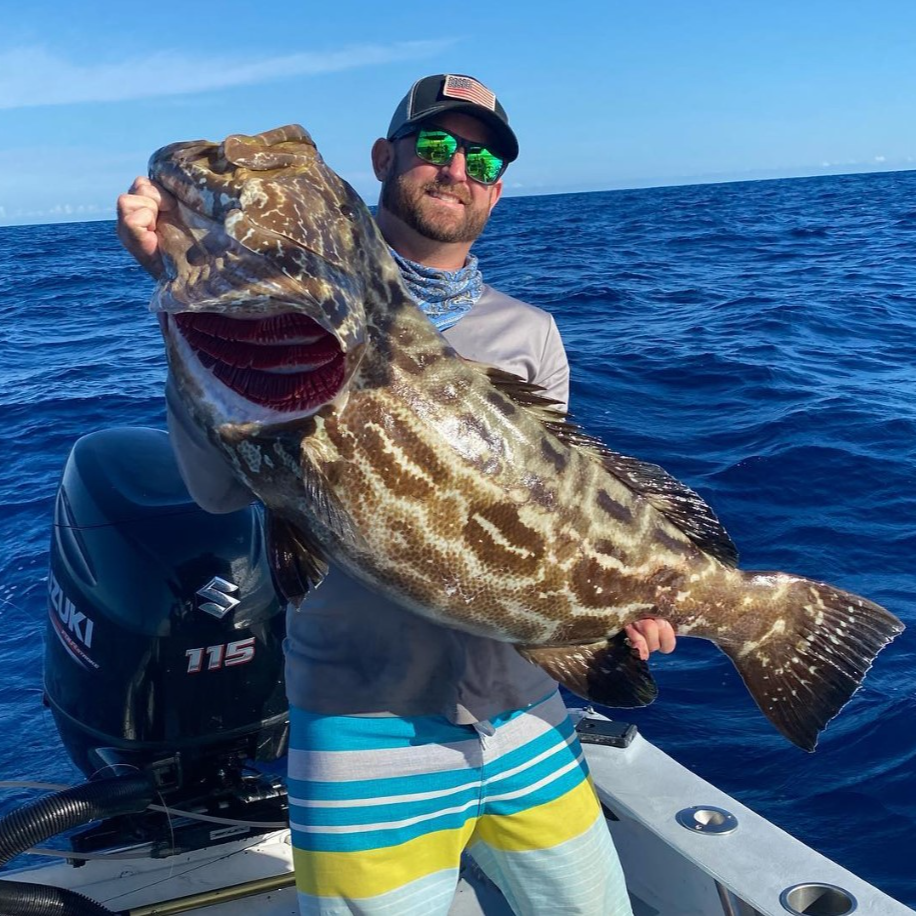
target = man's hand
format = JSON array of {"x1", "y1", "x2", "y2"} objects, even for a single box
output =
[
  {"x1": 116, "y1": 176, "x2": 174, "y2": 279},
  {"x1": 624, "y1": 618, "x2": 677, "y2": 661}
]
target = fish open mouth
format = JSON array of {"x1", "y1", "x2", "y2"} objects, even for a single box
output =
[{"x1": 173, "y1": 312, "x2": 345, "y2": 413}]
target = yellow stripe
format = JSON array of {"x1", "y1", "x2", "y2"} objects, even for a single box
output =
[
  {"x1": 293, "y1": 818, "x2": 478, "y2": 898},
  {"x1": 470, "y1": 777, "x2": 602, "y2": 852}
]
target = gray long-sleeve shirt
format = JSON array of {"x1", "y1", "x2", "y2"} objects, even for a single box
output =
[{"x1": 167, "y1": 284, "x2": 569, "y2": 723}]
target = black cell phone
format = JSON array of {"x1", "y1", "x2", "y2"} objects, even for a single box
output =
[{"x1": 575, "y1": 717, "x2": 638, "y2": 748}]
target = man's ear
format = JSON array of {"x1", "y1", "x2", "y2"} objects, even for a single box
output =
[{"x1": 371, "y1": 138, "x2": 394, "y2": 180}]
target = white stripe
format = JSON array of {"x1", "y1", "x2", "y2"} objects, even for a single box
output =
[
  {"x1": 290, "y1": 795, "x2": 480, "y2": 835},
  {"x1": 288, "y1": 735, "x2": 480, "y2": 782},
  {"x1": 291, "y1": 776, "x2": 481, "y2": 809}
]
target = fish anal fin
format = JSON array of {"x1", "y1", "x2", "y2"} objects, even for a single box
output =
[
  {"x1": 719, "y1": 571, "x2": 905, "y2": 751},
  {"x1": 264, "y1": 510, "x2": 328, "y2": 606},
  {"x1": 519, "y1": 634, "x2": 658, "y2": 708}
]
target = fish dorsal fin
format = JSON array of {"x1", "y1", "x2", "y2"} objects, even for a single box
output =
[
  {"x1": 483, "y1": 366, "x2": 739, "y2": 568},
  {"x1": 480, "y1": 365, "x2": 568, "y2": 420},
  {"x1": 591, "y1": 448, "x2": 739, "y2": 567}
]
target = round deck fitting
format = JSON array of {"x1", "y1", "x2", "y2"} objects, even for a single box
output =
[
  {"x1": 675, "y1": 805, "x2": 739, "y2": 835},
  {"x1": 780, "y1": 883, "x2": 857, "y2": 915}
]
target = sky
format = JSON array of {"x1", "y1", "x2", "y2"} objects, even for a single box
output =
[{"x1": 1, "y1": 0, "x2": 915, "y2": 226}]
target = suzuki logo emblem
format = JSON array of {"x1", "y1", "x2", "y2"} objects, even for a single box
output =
[{"x1": 196, "y1": 577, "x2": 240, "y2": 619}]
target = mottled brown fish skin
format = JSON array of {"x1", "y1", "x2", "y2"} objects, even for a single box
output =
[{"x1": 149, "y1": 125, "x2": 904, "y2": 752}]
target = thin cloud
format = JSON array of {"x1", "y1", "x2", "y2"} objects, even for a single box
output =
[
  {"x1": 0, "y1": 202, "x2": 114, "y2": 224},
  {"x1": 0, "y1": 41, "x2": 452, "y2": 110}
]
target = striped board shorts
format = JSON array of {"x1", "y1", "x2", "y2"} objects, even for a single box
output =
[{"x1": 288, "y1": 690, "x2": 633, "y2": 915}]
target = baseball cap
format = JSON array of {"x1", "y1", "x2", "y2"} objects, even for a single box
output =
[{"x1": 387, "y1": 74, "x2": 519, "y2": 162}]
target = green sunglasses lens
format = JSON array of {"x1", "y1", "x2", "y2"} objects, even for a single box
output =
[
  {"x1": 466, "y1": 149, "x2": 503, "y2": 184},
  {"x1": 415, "y1": 130, "x2": 458, "y2": 165},
  {"x1": 414, "y1": 130, "x2": 504, "y2": 184}
]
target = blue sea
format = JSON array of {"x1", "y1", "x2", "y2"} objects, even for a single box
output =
[{"x1": 1, "y1": 171, "x2": 914, "y2": 906}]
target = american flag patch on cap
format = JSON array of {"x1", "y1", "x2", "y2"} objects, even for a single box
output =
[{"x1": 443, "y1": 75, "x2": 497, "y2": 111}]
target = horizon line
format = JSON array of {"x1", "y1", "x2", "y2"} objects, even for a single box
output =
[{"x1": 2, "y1": 163, "x2": 913, "y2": 230}]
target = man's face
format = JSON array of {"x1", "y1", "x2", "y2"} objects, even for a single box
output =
[{"x1": 380, "y1": 111, "x2": 504, "y2": 245}]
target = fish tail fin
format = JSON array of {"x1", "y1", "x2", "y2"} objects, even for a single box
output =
[
  {"x1": 719, "y1": 571, "x2": 904, "y2": 751},
  {"x1": 519, "y1": 634, "x2": 659, "y2": 708}
]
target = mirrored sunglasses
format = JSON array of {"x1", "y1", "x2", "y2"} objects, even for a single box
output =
[{"x1": 405, "y1": 127, "x2": 507, "y2": 185}]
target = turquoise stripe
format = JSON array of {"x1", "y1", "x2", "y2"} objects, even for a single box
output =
[
  {"x1": 486, "y1": 692, "x2": 555, "y2": 727},
  {"x1": 288, "y1": 692, "x2": 556, "y2": 754},
  {"x1": 290, "y1": 706, "x2": 475, "y2": 752}
]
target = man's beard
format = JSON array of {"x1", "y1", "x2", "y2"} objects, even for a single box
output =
[{"x1": 380, "y1": 172, "x2": 491, "y2": 244}]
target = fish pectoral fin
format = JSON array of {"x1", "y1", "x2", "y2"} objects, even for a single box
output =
[
  {"x1": 227, "y1": 422, "x2": 364, "y2": 553},
  {"x1": 264, "y1": 510, "x2": 329, "y2": 606},
  {"x1": 518, "y1": 634, "x2": 658, "y2": 708}
]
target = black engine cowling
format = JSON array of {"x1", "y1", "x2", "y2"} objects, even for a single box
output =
[{"x1": 44, "y1": 427, "x2": 287, "y2": 799}]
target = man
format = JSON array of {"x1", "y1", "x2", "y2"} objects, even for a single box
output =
[{"x1": 118, "y1": 74, "x2": 676, "y2": 916}]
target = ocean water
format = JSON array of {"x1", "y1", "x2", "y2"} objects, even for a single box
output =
[{"x1": 1, "y1": 170, "x2": 914, "y2": 906}]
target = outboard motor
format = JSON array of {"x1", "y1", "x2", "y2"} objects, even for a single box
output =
[{"x1": 43, "y1": 427, "x2": 288, "y2": 854}]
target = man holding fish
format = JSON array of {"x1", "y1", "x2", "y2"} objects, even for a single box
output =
[{"x1": 117, "y1": 74, "x2": 676, "y2": 915}]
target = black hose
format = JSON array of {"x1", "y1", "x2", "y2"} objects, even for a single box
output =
[
  {"x1": 0, "y1": 773, "x2": 154, "y2": 867},
  {"x1": 0, "y1": 772, "x2": 155, "y2": 915},
  {"x1": 0, "y1": 879, "x2": 119, "y2": 915}
]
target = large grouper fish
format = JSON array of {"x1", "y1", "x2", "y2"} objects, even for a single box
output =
[{"x1": 148, "y1": 124, "x2": 903, "y2": 751}]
